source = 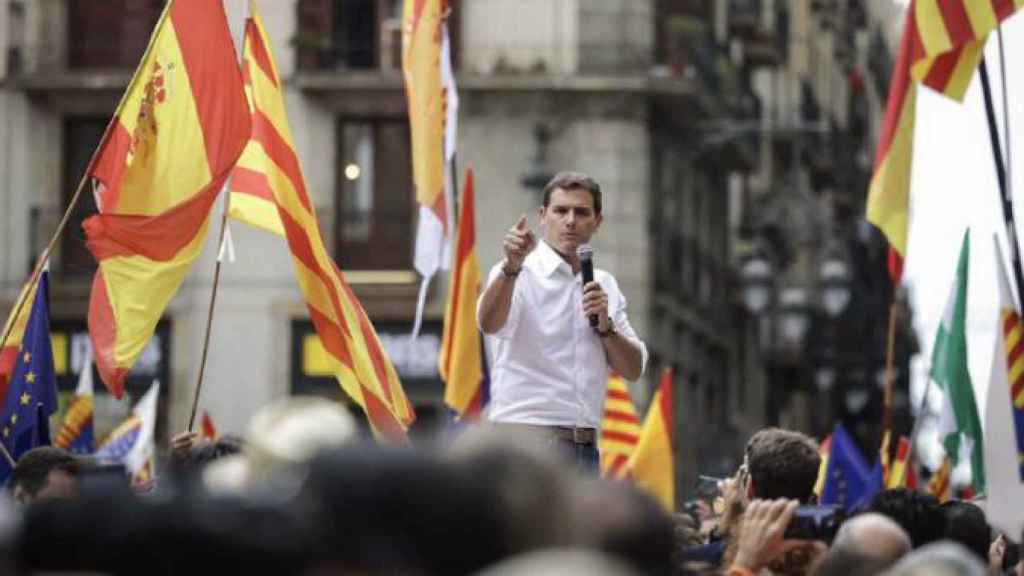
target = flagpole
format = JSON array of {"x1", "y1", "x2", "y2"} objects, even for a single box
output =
[
  {"x1": 980, "y1": 57, "x2": 1024, "y2": 312},
  {"x1": 880, "y1": 299, "x2": 899, "y2": 441},
  {"x1": 0, "y1": 441, "x2": 15, "y2": 469}
]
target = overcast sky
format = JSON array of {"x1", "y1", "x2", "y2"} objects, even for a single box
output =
[{"x1": 902, "y1": 14, "x2": 1024, "y2": 475}]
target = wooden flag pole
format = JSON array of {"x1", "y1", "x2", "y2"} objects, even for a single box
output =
[
  {"x1": 980, "y1": 57, "x2": 1024, "y2": 312},
  {"x1": 880, "y1": 299, "x2": 899, "y2": 442},
  {"x1": 186, "y1": 190, "x2": 233, "y2": 433}
]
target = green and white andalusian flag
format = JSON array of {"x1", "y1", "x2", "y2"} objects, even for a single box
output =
[{"x1": 931, "y1": 230, "x2": 985, "y2": 492}]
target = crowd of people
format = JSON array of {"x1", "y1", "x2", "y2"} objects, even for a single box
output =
[{"x1": 0, "y1": 403, "x2": 1014, "y2": 576}]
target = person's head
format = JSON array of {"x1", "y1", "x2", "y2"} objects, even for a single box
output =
[
  {"x1": 743, "y1": 428, "x2": 820, "y2": 502},
  {"x1": 865, "y1": 489, "x2": 945, "y2": 549},
  {"x1": 884, "y1": 541, "x2": 987, "y2": 576},
  {"x1": 8, "y1": 447, "x2": 79, "y2": 504},
  {"x1": 830, "y1": 512, "x2": 911, "y2": 568},
  {"x1": 571, "y1": 479, "x2": 673, "y2": 576},
  {"x1": 539, "y1": 171, "x2": 603, "y2": 256},
  {"x1": 939, "y1": 501, "x2": 990, "y2": 563},
  {"x1": 447, "y1": 427, "x2": 574, "y2": 554},
  {"x1": 810, "y1": 548, "x2": 891, "y2": 576}
]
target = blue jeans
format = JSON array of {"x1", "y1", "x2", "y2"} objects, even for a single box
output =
[{"x1": 553, "y1": 438, "x2": 600, "y2": 476}]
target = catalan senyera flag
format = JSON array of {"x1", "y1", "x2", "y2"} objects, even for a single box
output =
[
  {"x1": 55, "y1": 347, "x2": 96, "y2": 455},
  {"x1": 440, "y1": 170, "x2": 489, "y2": 420},
  {"x1": 96, "y1": 381, "x2": 160, "y2": 487},
  {"x1": 231, "y1": 2, "x2": 414, "y2": 438},
  {"x1": 626, "y1": 368, "x2": 674, "y2": 511},
  {"x1": 867, "y1": 0, "x2": 1023, "y2": 282},
  {"x1": 600, "y1": 373, "x2": 641, "y2": 480},
  {"x1": 983, "y1": 236, "x2": 1024, "y2": 537},
  {"x1": 0, "y1": 278, "x2": 40, "y2": 402},
  {"x1": 403, "y1": 0, "x2": 453, "y2": 282},
  {"x1": 83, "y1": 0, "x2": 250, "y2": 398}
]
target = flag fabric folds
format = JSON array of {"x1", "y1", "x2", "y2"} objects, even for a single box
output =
[
  {"x1": 820, "y1": 423, "x2": 882, "y2": 512},
  {"x1": 229, "y1": 2, "x2": 414, "y2": 437},
  {"x1": 626, "y1": 368, "x2": 674, "y2": 511},
  {"x1": 928, "y1": 457, "x2": 952, "y2": 502},
  {"x1": 983, "y1": 237, "x2": 1024, "y2": 537},
  {"x1": 83, "y1": 0, "x2": 250, "y2": 398},
  {"x1": 867, "y1": 1, "x2": 1024, "y2": 282},
  {"x1": 0, "y1": 270, "x2": 59, "y2": 481},
  {"x1": 600, "y1": 373, "x2": 641, "y2": 480},
  {"x1": 932, "y1": 231, "x2": 985, "y2": 492},
  {"x1": 403, "y1": 0, "x2": 452, "y2": 281},
  {"x1": 55, "y1": 348, "x2": 96, "y2": 455},
  {"x1": 96, "y1": 381, "x2": 160, "y2": 486},
  {"x1": 440, "y1": 170, "x2": 488, "y2": 420}
]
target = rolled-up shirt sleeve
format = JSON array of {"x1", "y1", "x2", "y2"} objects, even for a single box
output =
[
  {"x1": 477, "y1": 263, "x2": 522, "y2": 341},
  {"x1": 604, "y1": 275, "x2": 648, "y2": 379}
]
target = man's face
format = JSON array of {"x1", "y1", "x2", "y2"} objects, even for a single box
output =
[
  {"x1": 539, "y1": 187, "x2": 602, "y2": 256},
  {"x1": 14, "y1": 469, "x2": 77, "y2": 504}
]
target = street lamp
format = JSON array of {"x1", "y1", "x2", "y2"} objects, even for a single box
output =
[
  {"x1": 740, "y1": 255, "x2": 774, "y2": 315},
  {"x1": 820, "y1": 252, "x2": 852, "y2": 318}
]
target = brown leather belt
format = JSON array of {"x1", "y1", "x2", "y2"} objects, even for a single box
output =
[{"x1": 494, "y1": 423, "x2": 597, "y2": 445}]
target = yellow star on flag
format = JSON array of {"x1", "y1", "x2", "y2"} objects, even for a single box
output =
[
  {"x1": 25, "y1": 372, "x2": 35, "y2": 384},
  {"x1": 10, "y1": 414, "x2": 17, "y2": 425},
  {"x1": 2, "y1": 428, "x2": 9, "y2": 438},
  {"x1": 19, "y1": 393, "x2": 30, "y2": 406}
]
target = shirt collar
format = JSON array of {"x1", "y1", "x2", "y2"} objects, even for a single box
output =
[{"x1": 532, "y1": 240, "x2": 573, "y2": 277}]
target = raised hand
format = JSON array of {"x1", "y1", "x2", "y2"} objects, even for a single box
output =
[{"x1": 502, "y1": 214, "x2": 536, "y2": 271}]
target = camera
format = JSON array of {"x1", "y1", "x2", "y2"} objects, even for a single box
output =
[{"x1": 782, "y1": 505, "x2": 845, "y2": 542}]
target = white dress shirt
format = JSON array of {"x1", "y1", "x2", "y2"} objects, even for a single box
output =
[{"x1": 478, "y1": 240, "x2": 648, "y2": 428}]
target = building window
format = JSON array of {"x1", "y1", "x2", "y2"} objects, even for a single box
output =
[
  {"x1": 57, "y1": 118, "x2": 106, "y2": 277},
  {"x1": 336, "y1": 118, "x2": 413, "y2": 270},
  {"x1": 67, "y1": 0, "x2": 163, "y2": 69},
  {"x1": 296, "y1": 0, "x2": 460, "y2": 71}
]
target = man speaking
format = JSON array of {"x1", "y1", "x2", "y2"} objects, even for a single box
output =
[{"x1": 477, "y1": 172, "x2": 648, "y2": 473}]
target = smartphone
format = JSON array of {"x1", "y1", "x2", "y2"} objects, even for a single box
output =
[{"x1": 782, "y1": 505, "x2": 845, "y2": 542}]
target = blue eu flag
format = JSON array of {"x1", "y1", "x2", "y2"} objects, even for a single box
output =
[
  {"x1": 0, "y1": 271, "x2": 58, "y2": 481},
  {"x1": 821, "y1": 423, "x2": 883, "y2": 512}
]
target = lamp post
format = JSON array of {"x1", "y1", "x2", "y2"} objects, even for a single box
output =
[{"x1": 740, "y1": 246, "x2": 853, "y2": 428}]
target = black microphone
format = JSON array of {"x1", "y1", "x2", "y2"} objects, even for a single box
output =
[{"x1": 577, "y1": 244, "x2": 599, "y2": 328}]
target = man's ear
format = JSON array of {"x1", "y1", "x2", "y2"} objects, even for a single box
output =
[{"x1": 11, "y1": 485, "x2": 30, "y2": 505}]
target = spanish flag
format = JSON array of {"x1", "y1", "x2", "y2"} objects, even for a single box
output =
[
  {"x1": 83, "y1": 0, "x2": 250, "y2": 397},
  {"x1": 0, "y1": 279, "x2": 39, "y2": 401},
  {"x1": 814, "y1": 434, "x2": 833, "y2": 498},
  {"x1": 886, "y1": 436, "x2": 912, "y2": 489},
  {"x1": 867, "y1": 1, "x2": 1023, "y2": 282},
  {"x1": 403, "y1": 0, "x2": 454, "y2": 281},
  {"x1": 626, "y1": 368, "x2": 675, "y2": 511},
  {"x1": 232, "y1": 2, "x2": 414, "y2": 438},
  {"x1": 600, "y1": 373, "x2": 641, "y2": 480},
  {"x1": 440, "y1": 170, "x2": 488, "y2": 420},
  {"x1": 200, "y1": 410, "x2": 218, "y2": 441}
]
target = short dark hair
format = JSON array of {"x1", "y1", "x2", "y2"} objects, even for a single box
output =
[
  {"x1": 541, "y1": 171, "x2": 602, "y2": 215},
  {"x1": 939, "y1": 501, "x2": 990, "y2": 562},
  {"x1": 745, "y1": 428, "x2": 820, "y2": 502},
  {"x1": 8, "y1": 447, "x2": 79, "y2": 496},
  {"x1": 866, "y1": 489, "x2": 945, "y2": 549},
  {"x1": 185, "y1": 434, "x2": 245, "y2": 469}
]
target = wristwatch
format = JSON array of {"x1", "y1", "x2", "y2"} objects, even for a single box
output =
[
  {"x1": 501, "y1": 261, "x2": 521, "y2": 278},
  {"x1": 596, "y1": 321, "x2": 617, "y2": 338}
]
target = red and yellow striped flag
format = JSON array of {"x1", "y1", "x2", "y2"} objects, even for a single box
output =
[
  {"x1": 928, "y1": 457, "x2": 952, "y2": 502},
  {"x1": 83, "y1": 0, "x2": 250, "y2": 397},
  {"x1": 0, "y1": 279, "x2": 39, "y2": 400},
  {"x1": 440, "y1": 170, "x2": 487, "y2": 420},
  {"x1": 403, "y1": 0, "x2": 451, "y2": 280},
  {"x1": 626, "y1": 368, "x2": 675, "y2": 511},
  {"x1": 232, "y1": 2, "x2": 414, "y2": 438},
  {"x1": 600, "y1": 373, "x2": 641, "y2": 480},
  {"x1": 868, "y1": 1, "x2": 1023, "y2": 282},
  {"x1": 886, "y1": 436, "x2": 912, "y2": 488},
  {"x1": 201, "y1": 410, "x2": 218, "y2": 441}
]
